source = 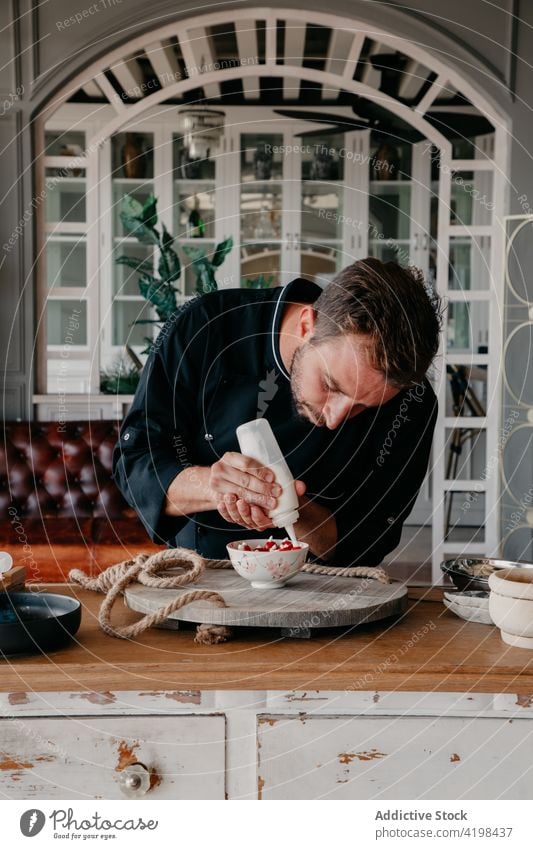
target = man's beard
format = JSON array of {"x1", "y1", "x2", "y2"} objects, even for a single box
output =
[{"x1": 289, "y1": 343, "x2": 327, "y2": 427}]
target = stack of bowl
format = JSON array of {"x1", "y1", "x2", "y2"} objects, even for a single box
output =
[
  {"x1": 489, "y1": 568, "x2": 533, "y2": 648},
  {"x1": 441, "y1": 558, "x2": 533, "y2": 646}
]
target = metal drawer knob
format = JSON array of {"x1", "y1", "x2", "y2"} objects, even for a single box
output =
[{"x1": 117, "y1": 762, "x2": 151, "y2": 797}]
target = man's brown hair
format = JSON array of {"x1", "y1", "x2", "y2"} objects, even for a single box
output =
[{"x1": 311, "y1": 257, "x2": 443, "y2": 388}]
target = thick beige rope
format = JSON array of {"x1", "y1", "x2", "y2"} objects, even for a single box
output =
[{"x1": 69, "y1": 547, "x2": 390, "y2": 643}]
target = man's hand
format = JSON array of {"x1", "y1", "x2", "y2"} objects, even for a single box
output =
[
  {"x1": 164, "y1": 455, "x2": 334, "y2": 558},
  {"x1": 212, "y1": 451, "x2": 306, "y2": 531}
]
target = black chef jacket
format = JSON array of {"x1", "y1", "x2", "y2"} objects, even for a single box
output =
[{"x1": 112, "y1": 277, "x2": 438, "y2": 566}]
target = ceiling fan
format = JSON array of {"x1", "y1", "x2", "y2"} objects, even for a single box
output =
[
  {"x1": 274, "y1": 39, "x2": 495, "y2": 146},
  {"x1": 273, "y1": 98, "x2": 425, "y2": 145},
  {"x1": 275, "y1": 98, "x2": 494, "y2": 145}
]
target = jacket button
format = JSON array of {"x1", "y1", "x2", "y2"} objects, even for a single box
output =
[
  {"x1": 204, "y1": 433, "x2": 214, "y2": 441},
  {"x1": 123, "y1": 433, "x2": 130, "y2": 441},
  {"x1": 387, "y1": 516, "x2": 395, "y2": 524}
]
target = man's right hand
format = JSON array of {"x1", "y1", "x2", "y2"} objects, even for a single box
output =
[
  {"x1": 210, "y1": 451, "x2": 282, "y2": 532},
  {"x1": 164, "y1": 452, "x2": 281, "y2": 525},
  {"x1": 209, "y1": 451, "x2": 281, "y2": 510}
]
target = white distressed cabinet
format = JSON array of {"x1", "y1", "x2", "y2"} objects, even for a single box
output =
[
  {"x1": 256, "y1": 713, "x2": 533, "y2": 799},
  {"x1": 2, "y1": 690, "x2": 533, "y2": 800},
  {"x1": 0, "y1": 715, "x2": 226, "y2": 800}
]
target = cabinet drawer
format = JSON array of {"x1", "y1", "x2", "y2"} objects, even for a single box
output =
[
  {"x1": 257, "y1": 714, "x2": 533, "y2": 799},
  {"x1": 0, "y1": 715, "x2": 225, "y2": 800}
]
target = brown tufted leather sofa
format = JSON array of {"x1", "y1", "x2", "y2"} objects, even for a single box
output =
[{"x1": 0, "y1": 421, "x2": 163, "y2": 582}]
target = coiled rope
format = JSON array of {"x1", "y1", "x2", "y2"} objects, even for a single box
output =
[{"x1": 69, "y1": 547, "x2": 390, "y2": 644}]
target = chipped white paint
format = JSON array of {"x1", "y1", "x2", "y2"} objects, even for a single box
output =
[
  {"x1": 2, "y1": 690, "x2": 533, "y2": 798},
  {"x1": 257, "y1": 714, "x2": 533, "y2": 799},
  {"x1": 0, "y1": 715, "x2": 225, "y2": 800}
]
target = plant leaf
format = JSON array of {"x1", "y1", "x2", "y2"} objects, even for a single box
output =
[
  {"x1": 181, "y1": 244, "x2": 205, "y2": 263},
  {"x1": 120, "y1": 216, "x2": 160, "y2": 245},
  {"x1": 211, "y1": 236, "x2": 234, "y2": 268},
  {"x1": 115, "y1": 255, "x2": 155, "y2": 276},
  {"x1": 138, "y1": 276, "x2": 178, "y2": 320},
  {"x1": 161, "y1": 222, "x2": 174, "y2": 250},
  {"x1": 241, "y1": 273, "x2": 273, "y2": 289},
  {"x1": 161, "y1": 246, "x2": 181, "y2": 283},
  {"x1": 141, "y1": 194, "x2": 158, "y2": 229},
  {"x1": 121, "y1": 194, "x2": 143, "y2": 219},
  {"x1": 192, "y1": 258, "x2": 217, "y2": 293},
  {"x1": 119, "y1": 194, "x2": 159, "y2": 244}
]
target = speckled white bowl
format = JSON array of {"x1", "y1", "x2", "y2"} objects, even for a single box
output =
[
  {"x1": 489, "y1": 568, "x2": 533, "y2": 648},
  {"x1": 226, "y1": 539, "x2": 309, "y2": 589}
]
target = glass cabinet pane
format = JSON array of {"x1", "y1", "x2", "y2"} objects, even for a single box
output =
[
  {"x1": 449, "y1": 236, "x2": 491, "y2": 290},
  {"x1": 369, "y1": 183, "x2": 411, "y2": 240},
  {"x1": 240, "y1": 184, "x2": 282, "y2": 242},
  {"x1": 447, "y1": 301, "x2": 490, "y2": 352},
  {"x1": 112, "y1": 300, "x2": 154, "y2": 346},
  {"x1": 113, "y1": 243, "x2": 153, "y2": 296},
  {"x1": 240, "y1": 133, "x2": 283, "y2": 181},
  {"x1": 111, "y1": 132, "x2": 153, "y2": 179},
  {"x1": 451, "y1": 171, "x2": 493, "y2": 226},
  {"x1": 369, "y1": 240, "x2": 412, "y2": 266},
  {"x1": 444, "y1": 428, "x2": 487, "y2": 479},
  {"x1": 45, "y1": 131, "x2": 86, "y2": 157},
  {"x1": 369, "y1": 137, "x2": 412, "y2": 180},
  {"x1": 300, "y1": 133, "x2": 344, "y2": 182},
  {"x1": 113, "y1": 183, "x2": 154, "y2": 237},
  {"x1": 445, "y1": 364, "x2": 488, "y2": 416},
  {"x1": 241, "y1": 243, "x2": 281, "y2": 287},
  {"x1": 174, "y1": 186, "x2": 216, "y2": 240},
  {"x1": 300, "y1": 242, "x2": 343, "y2": 286},
  {"x1": 173, "y1": 134, "x2": 215, "y2": 180},
  {"x1": 46, "y1": 238, "x2": 86, "y2": 288},
  {"x1": 301, "y1": 184, "x2": 342, "y2": 241},
  {"x1": 180, "y1": 241, "x2": 217, "y2": 295},
  {"x1": 47, "y1": 300, "x2": 87, "y2": 345},
  {"x1": 45, "y1": 172, "x2": 86, "y2": 223}
]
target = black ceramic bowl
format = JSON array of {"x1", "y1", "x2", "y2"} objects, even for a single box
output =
[
  {"x1": 441, "y1": 557, "x2": 533, "y2": 591},
  {"x1": 0, "y1": 591, "x2": 81, "y2": 656}
]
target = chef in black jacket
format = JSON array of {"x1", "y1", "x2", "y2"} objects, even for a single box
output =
[{"x1": 112, "y1": 258, "x2": 441, "y2": 566}]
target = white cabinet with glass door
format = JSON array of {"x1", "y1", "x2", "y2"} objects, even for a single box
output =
[
  {"x1": 43, "y1": 126, "x2": 98, "y2": 396},
  {"x1": 223, "y1": 122, "x2": 373, "y2": 289},
  {"x1": 42, "y1": 106, "x2": 438, "y2": 387}
]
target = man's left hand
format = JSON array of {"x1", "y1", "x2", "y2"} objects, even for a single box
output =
[{"x1": 217, "y1": 480, "x2": 306, "y2": 531}]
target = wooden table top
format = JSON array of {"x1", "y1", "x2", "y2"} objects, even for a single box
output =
[{"x1": 1, "y1": 584, "x2": 533, "y2": 693}]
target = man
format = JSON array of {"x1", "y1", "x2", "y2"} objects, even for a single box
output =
[{"x1": 112, "y1": 258, "x2": 441, "y2": 566}]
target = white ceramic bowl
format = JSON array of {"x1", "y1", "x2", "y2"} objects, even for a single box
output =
[
  {"x1": 489, "y1": 568, "x2": 533, "y2": 648},
  {"x1": 226, "y1": 539, "x2": 309, "y2": 589}
]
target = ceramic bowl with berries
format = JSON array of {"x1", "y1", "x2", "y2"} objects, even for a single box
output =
[{"x1": 226, "y1": 537, "x2": 309, "y2": 589}]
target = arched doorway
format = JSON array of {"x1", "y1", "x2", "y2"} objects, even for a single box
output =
[{"x1": 35, "y1": 9, "x2": 510, "y2": 579}]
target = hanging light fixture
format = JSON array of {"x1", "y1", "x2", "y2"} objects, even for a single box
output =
[{"x1": 178, "y1": 108, "x2": 225, "y2": 160}]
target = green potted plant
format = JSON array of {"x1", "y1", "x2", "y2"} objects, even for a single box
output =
[
  {"x1": 100, "y1": 356, "x2": 141, "y2": 395},
  {"x1": 241, "y1": 273, "x2": 274, "y2": 289},
  {"x1": 115, "y1": 193, "x2": 233, "y2": 353}
]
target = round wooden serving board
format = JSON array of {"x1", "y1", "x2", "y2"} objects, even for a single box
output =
[{"x1": 124, "y1": 568, "x2": 408, "y2": 631}]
